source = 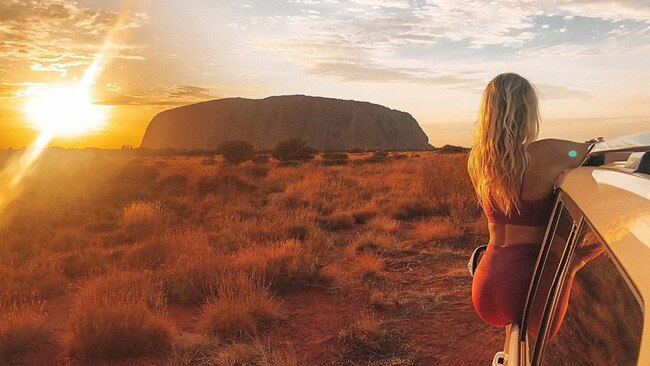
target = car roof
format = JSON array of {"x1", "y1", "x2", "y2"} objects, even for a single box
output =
[{"x1": 556, "y1": 163, "x2": 650, "y2": 364}]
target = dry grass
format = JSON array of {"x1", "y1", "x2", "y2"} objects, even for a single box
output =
[
  {"x1": 67, "y1": 270, "x2": 176, "y2": 361},
  {"x1": 337, "y1": 313, "x2": 408, "y2": 364},
  {"x1": 197, "y1": 274, "x2": 283, "y2": 342},
  {"x1": 215, "y1": 342, "x2": 297, "y2": 366},
  {"x1": 352, "y1": 254, "x2": 384, "y2": 280},
  {"x1": 68, "y1": 303, "x2": 176, "y2": 361},
  {"x1": 0, "y1": 150, "x2": 483, "y2": 363},
  {"x1": 120, "y1": 201, "x2": 167, "y2": 241},
  {"x1": 0, "y1": 307, "x2": 54, "y2": 364}
]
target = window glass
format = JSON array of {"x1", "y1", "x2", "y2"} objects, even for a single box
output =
[
  {"x1": 539, "y1": 223, "x2": 643, "y2": 366},
  {"x1": 525, "y1": 204, "x2": 576, "y2": 353}
]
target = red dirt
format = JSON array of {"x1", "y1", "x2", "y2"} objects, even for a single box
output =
[{"x1": 32, "y1": 242, "x2": 502, "y2": 365}]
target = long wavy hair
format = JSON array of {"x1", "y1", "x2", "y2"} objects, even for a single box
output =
[{"x1": 468, "y1": 73, "x2": 540, "y2": 215}]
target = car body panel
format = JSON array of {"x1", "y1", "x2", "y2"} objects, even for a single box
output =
[{"x1": 554, "y1": 166, "x2": 649, "y2": 365}]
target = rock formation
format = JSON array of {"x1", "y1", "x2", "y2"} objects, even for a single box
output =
[{"x1": 140, "y1": 95, "x2": 432, "y2": 150}]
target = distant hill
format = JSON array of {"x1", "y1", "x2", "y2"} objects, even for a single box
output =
[{"x1": 140, "y1": 95, "x2": 433, "y2": 151}]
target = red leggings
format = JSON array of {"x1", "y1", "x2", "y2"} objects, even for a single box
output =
[
  {"x1": 472, "y1": 243, "x2": 540, "y2": 327},
  {"x1": 472, "y1": 243, "x2": 571, "y2": 338}
]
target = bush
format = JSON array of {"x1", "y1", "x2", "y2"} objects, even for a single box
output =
[
  {"x1": 321, "y1": 152, "x2": 349, "y2": 160},
  {"x1": 364, "y1": 150, "x2": 389, "y2": 163},
  {"x1": 201, "y1": 156, "x2": 216, "y2": 165},
  {"x1": 272, "y1": 139, "x2": 317, "y2": 162},
  {"x1": 321, "y1": 152, "x2": 349, "y2": 166},
  {"x1": 420, "y1": 156, "x2": 481, "y2": 228},
  {"x1": 196, "y1": 173, "x2": 256, "y2": 197},
  {"x1": 215, "y1": 342, "x2": 297, "y2": 366},
  {"x1": 216, "y1": 141, "x2": 255, "y2": 165},
  {"x1": 251, "y1": 154, "x2": 270, "y2": 164},
  {"x1": 0, "y1": 309, "x2": 54, "y2": 364},
  {"x1": 197, "y1": 274, "x2": 282, "y2": 342},
  {"x1": 120, "y1": 201, "x2": 166, "y2": 241},
  {"x1": 68, "y1": 304, "x2": 175, "y2": 361},
  {"x1": 438, "y1": 144, "x2": 469, "y2": 154},
  {"x1": 320, "y1": 212, "x2": 355, "y2": 231},
  {"x1": 68, "y1": 271, "x2": 176, "y2": 361},
  {"x1": 337, "y1": 314, "x2": 407, "y2": 364}
]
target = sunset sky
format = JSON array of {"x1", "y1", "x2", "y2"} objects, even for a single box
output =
[{"x1": 1, "y1": 0, "x2": 648, "y2": 149}]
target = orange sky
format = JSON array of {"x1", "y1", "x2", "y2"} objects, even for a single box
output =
[{"x1": 1, "y1": 0, "x2": 648, "y2": 149}]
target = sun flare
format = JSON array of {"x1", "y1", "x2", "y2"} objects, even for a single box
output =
[{"x1": 23, "y1": 83, "x2": 108, "y2": 136}]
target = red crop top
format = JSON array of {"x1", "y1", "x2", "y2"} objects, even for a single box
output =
[{"x1": 483, "y1": 180, "x2": 556, "y2": 227}]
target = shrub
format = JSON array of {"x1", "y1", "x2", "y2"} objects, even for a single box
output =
[
  {"x1": 272, "y1": 139, "x2": 317, "y2": 162},
  {"x1": 321, "y1": 152, "x2": 349, "y2": 166},
  {"x1": 367, "y1": 216, "x2": 399, "y2": 233},
  {"x1": 215, "y1": 342, "x2": 297, "y2": 366},
  {"x1": 234, "y1": 239, "x2": 321, "y2": 292},
  {"x1": 241, "y1": 164, "x2": 271, "y2": 179},
  {"x1": 364, "y1": 150, "x2": 389, "y2": 163},
  {"x1": 201, "y1": 156, "x2": 216, "y2": 165},
  {"x1": 320, "y1": 212, "x2": 355, "y2": 231},
  {"x1": 120, "y1": 201, "x2": 166, "y2": 241},
  {"x1": 161, "y1": 255, "x2": 227, "y2": 305},
  {"x1": 196, "y1": 173, "x2": 256, "y2": 197},
  {"x1": 352, "y1": 254, "x2": 383, "y2": 280},
  {"x1": 0, "y1": 309, "x2": 54, "y2": 364},
  {"x1": 386, "y1": 200, "x2": 435, "y2": 220},
  {"x1": 68, "y1": 271, "x2": 176, "y2": 361},
  {"x1": 420, "y1": 156, "x2": 481, "y2": 228},
  {"x1": 321, "y1": 152, "x2": 349, "y2": 160},
  {"x1": 251, "y1": 154, "x2": 271, "y2": 164},
  {"x1": 197, "y1": 274, "x2": 282, "y2": 342},
  {"x1": 414, "y1": 219, "x2": 461, "y2": 242},
  {"x1": 351, "y1": 208, "x2": 377, "y2": 224},
  {"x1": 216, "y1": 141, "x2": 255, "y2": 165},
  {"x1": 68, "y1": 303, "x2": 175, "y2": 361},
  {"x1": 337, "y1": 314, "x2": 407, "y2": 364},
  {"x1": 438, "y1": 144, "x2": 469, "y2": 153}
]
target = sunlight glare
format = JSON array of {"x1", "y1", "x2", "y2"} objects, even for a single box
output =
[{"x1": 23, "y1": 82, "x2": 107, "y2": 136}]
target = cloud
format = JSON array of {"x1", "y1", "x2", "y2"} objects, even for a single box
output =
[
  {"x1": 0, "y1": 0, "x2": 148, "y2": 76},
  {"x1": 536, "y1": 84, "x2": 590, "y2": 100},
  {"x1": 251, "y1": 0, "x2": 649, "y2": 90},
  {"x1": 306, "y1": 61, "x2": 482, "y2": 89},
  {"x1": 99, "y1": 85, "x2": 219, "y2": 107}
]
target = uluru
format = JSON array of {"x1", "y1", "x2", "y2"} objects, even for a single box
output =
[{"x1": 140, "y1": 95, "x2": 433, "y2": 150}]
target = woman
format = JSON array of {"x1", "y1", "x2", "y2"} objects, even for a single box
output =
[{"x1": 467, "y1": 73, "x2": 593, "y2": 335}]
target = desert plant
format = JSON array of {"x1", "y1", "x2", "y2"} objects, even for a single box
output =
[
  {"x1": 420, "y1": 156, "x2": 481, "y2": 229},
  {"x1": 68, "y1": 271, "x2": 175, "y2": 361},
  {"x1": 201, "y1": 156, "x2": 216, "y2": 165},
  {"x1": 197, "y1": 274, "x2": 282, "y2": 341},
  {"x1": 68, "y1": 303, "x2": 175, "y2": 361},
  {"x1": 0, "y1": 309, "x2": 55, "y2": 364},
  {"x1": 337, "y1": 313, "x2": 407, "y2": 364},
  {"x1": 320, "y1": 211, "x2": 355, "y2": 231},
  {"x1": 251, "y1": 154, "x2": 271, "y2": 164},
  {"x1": 272, "y1": 139, "x2": 317, "y2": 162},
  {"x1": 216, "y1": 140, "x2": 255, "y2": 165},
  {"x1": 215, "y1": 341, "x2": 297, "y2": 366},
  {"x1": 120, "y1": 201, "x2": 167, "y2": 241},
  {"x1": 364, "y1": 150, "x2": 389, "y2": 163},
  {"x1": 321, "y1": 152, "x2": 349, "y2": 166}
]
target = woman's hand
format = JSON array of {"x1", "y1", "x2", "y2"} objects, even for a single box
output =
[{"x1": 570, "y1": 231, "x2": 605, "y2": 273}]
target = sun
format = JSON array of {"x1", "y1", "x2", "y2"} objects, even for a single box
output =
[{"x1": 23, "y1": 83, "x2": 108, "y2": 136}]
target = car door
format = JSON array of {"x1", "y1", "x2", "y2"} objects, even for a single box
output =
[{"x1": 516, "y1": 192, "x2": 644, "y2": 365}]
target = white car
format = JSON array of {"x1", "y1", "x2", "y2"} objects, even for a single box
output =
[{"x1": 494, "y1": 132, "x2": 650, "y2": 366}]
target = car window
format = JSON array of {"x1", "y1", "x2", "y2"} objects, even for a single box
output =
[
  {"x1": 539, "y1": 222, "x2": 643, "y2": 366},
  {"x1": 523, "y1": 202, "x2": 577, "y2": 356}
]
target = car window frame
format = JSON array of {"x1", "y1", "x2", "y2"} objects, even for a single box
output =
[{"x1": 519, "y1": 191, "x2": 645, "y2": 366}]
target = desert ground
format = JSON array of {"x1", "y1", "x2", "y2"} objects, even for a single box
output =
[{"x1": 0, "y1": 149, "x2": 502, "y2": 365}]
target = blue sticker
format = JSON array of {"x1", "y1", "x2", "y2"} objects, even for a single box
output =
[{"x1": 568, "y1": 150, "x2": 577, "y2": 158}]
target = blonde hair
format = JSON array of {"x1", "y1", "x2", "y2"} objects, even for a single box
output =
[{"x1": 468, "y1": 73, "x2": 540, "y2": 215}]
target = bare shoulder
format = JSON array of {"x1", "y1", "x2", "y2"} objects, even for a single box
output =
[{"x1": 528, "y1": 138, "x2": 591, "y2": 169}]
